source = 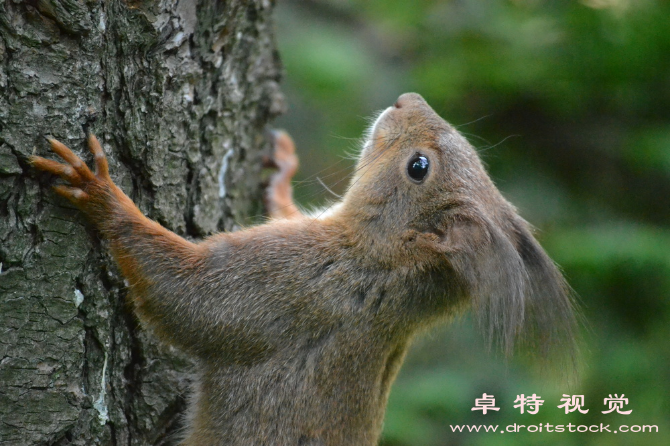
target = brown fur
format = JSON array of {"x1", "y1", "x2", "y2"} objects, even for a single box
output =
[{"x1": 31, "y1": 94, "x2": 577, "y2": 445}]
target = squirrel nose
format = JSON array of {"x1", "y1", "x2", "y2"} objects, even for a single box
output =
[{"x1": 394, "y1": 93, "x2": 427, "y2": 109}]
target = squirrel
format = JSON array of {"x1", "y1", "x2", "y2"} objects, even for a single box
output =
[{"x1": 31, "y1": 93, "x2": 577, "y2": 446}]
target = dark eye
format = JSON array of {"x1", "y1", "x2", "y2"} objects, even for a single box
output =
[{"x1": 407, "y1": 154, "x2": 429, "y2": 183}]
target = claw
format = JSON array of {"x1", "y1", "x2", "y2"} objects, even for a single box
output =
[
  {"x1": 87, "y1": 134, "x2": 109, "y2": 179},
  {"x1": 53, "y1": 185, "x2": 88, "y2": 202},
  {"x1": 261, "y1": 154, "x2": 278, "y2": 169},
  {"x1": 47, "y1": 137, "x2": 95, "y2": 182},
  {"x1": 30, "y1": 156, "x2": 83, "y2": 186}
]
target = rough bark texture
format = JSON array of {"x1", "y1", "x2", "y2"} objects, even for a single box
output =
[{"x1": 0, "y1": 0, "x2": 283, "y2": 444}]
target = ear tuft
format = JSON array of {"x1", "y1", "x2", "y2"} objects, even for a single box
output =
[
  {"x1": 444, "y1": 214, "x2": 579, "y2": 378},
  {"x1": 445, "y1": 217, "x2": 527, "y2": 355},
  {"x1": 510, "y1": 218, "x2": 579, "y2": 378}
]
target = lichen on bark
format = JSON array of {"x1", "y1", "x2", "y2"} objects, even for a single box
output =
[{"x1": 0, "y1": 1, "x2": 284, "y2": 444}]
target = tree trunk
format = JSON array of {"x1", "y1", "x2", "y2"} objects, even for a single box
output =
[{"x1": 0, "y1": 1, "x2": 283, "y2": 444}]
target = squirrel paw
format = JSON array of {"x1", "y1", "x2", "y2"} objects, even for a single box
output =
[
  {"x1": 30, "y1": 134, "x2": 113, "y2": 210},
  {"x1": 263, "y1": 130, "x2": 302, "y2": 220}
]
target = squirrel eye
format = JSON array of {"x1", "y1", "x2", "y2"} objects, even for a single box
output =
[{"x1": 407, "y1": 154, "x2": 429, "y2": 183}]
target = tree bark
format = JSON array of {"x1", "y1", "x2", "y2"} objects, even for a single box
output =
[{"x1": 0, "y1": 1, "x2": 283, "y2": 444}]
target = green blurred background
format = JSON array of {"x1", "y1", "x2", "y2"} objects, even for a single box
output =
[{"x1": 272, "y1": 0, "x2": 669, "y2": 444}]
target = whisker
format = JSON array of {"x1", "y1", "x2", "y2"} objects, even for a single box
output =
[
  {"x1": 305, "y1": 131, "x2": 401, "y2": 223},
  {"x1": 455, "y1": 114, "x2": 493, "y2": 128},
  {"x1": 477, "y1": 134, "x2": 520, "y2": 153},
  {"x1": 316, "y1": 177, "x2": 342, "y2": 199},
  {"x1": 251, "y1": 126, "x2": 402, "y2": 222}
]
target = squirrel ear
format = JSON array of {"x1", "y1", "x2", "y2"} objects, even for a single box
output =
[
  {"x1": 433, "y1": 215, "x2": 577, "y2": 371},
  {"x1": 507, "y1": 218, "x2": 578, "y2": 372},
  {"x1": 441, "y1": 217, "x2": 527, "y2": 356}
]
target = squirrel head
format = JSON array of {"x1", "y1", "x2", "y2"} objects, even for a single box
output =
[
  {"x1": 346, "y1": 93, "x2": 509, "y2": 233},
  {"x1": 339, "y1": 93, "x2": 577, "y2": 371}
]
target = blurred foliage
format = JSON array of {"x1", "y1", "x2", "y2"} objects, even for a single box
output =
[{"x1": 273, "y1": 0, "x2": 670, "y2": 444}]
